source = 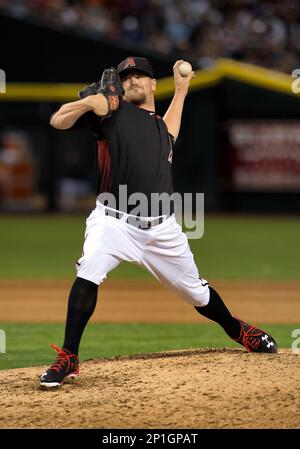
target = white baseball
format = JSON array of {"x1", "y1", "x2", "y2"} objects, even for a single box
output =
[{"x1": 178, "y1": 61, "x2": 192, "y2": 77}]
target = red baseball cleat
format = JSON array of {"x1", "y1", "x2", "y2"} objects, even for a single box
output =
[
  {"x1": 233, "y1": 317, "x2": 278, "y2": 353},
  {"x1": 40, "y1": 344, "x2": 79, "y2": 388}
]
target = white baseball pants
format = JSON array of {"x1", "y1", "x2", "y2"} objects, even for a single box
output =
[{"x1": 76, "y1": 201, "x2": 209, "y2": 307}]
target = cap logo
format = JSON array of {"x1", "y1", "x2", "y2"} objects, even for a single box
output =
[{"x1": 126, "y1": 57, "x2": 136, "y2": 68}]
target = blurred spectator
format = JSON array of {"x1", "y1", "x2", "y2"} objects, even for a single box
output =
[
  {"x1": 57, "y1": 145, "x2": 95, "y2": 211},
  {"x1": 1, "y1": 0, "x2": 300, "y2": 73},
  {"x1": 0, "y1": 130, "x2": 36, "y2": 210}
]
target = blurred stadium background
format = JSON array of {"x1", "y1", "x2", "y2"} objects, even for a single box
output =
[
  {"x1": 0, "y1": 0, "x2": 300, "y2": 370},
  {"x1": 1, "y1": 0, "x2": 300, "y2": 213}
]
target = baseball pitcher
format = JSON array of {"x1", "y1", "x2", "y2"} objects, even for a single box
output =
[{"x1": 40, "y1": 57, "x2": 277, "y2": 388}]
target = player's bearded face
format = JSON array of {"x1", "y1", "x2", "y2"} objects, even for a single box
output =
[{"x1": 122, "y1": 72, "x2": 155, "y2": 105}]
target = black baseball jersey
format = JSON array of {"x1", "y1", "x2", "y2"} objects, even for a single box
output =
[{"x1": 73, "y1": 99, "x2": 175, "y2": 214}]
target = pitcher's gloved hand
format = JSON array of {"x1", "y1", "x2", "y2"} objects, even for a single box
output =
[
  {"x1": 97, "y1": 67, "x2": 124, "y2": 115},
  {"x1": 78, "y1": 82, "x2": 100, "y2": 99}
]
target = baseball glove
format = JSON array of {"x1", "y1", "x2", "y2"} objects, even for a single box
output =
[
  {"x1": 78, "y1": 82, "x2": 100, "y2": 99},
  {"x1": 78, "y1": 68, "x2": 124, "y2": 116},
  {"x1": 98, "y1": 67, "x2": 124, "y2": 115}
]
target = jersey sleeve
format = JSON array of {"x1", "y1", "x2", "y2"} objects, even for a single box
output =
[{"x1": 69, "y1": 111, "x2": 100, "y2": 131}]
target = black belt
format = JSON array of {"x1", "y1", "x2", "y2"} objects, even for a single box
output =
[{"x1": 104, "y1": 208, "x2": 165, "y2": 230}]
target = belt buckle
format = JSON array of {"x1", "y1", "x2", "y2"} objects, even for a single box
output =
[
  {"x1": 126, "y1": 216, "x2": 144, "y2": 228},
  {"x1": 138, "y1": 220, "x2": 152, "y2": 230},
  {"x1": 138, "y1": 217, "x2": 163, "y2": 229},
  {"x1": 126, "y1": 215, "x2": 164, "y2": 230}
]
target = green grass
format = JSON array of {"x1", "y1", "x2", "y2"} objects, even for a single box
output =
[
  {"x1": 0, "y1": 322, "x2": 297, "y2": 370},
  {"x1": 0, "y1": 214, "x2": 299, "y2": 279},
  {"x1": 192, "y1": 215, "x2": 300, "y2": 280}
]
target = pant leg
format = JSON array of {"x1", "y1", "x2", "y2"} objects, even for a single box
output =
[
  {"x1": 76, "y1": 210, "x2": 144, "y2": 285},
  {"x1": 142, "y1": 215, "x2": 210, "y2": 306}
]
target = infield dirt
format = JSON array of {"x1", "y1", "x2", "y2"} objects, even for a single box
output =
[
  {"x1": 0, "y1": 349, "x2": 299, "y2": 428},
  {"x1": 0, "y1": 278, "x2": 299, "y2": 323}
]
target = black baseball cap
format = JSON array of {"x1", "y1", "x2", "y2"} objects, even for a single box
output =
[{"x1": 117, "y1": 56, "x2": 154, "y2": 79}]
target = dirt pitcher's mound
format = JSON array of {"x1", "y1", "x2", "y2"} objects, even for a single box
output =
[{"x1": 1, "y1": 348, "x2": 299, "y2": 429}]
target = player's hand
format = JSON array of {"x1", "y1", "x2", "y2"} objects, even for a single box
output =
[
  {"x1": 78, "y1": 82, "x2": 100, "y2": 99},
  {"x1": 173, "y1": 60, "x2": 195, "y2": 96},
  {"x1": 84, "y1": 93, "x2": 109, "y2": 116}
]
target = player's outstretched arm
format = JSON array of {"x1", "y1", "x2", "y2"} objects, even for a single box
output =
[
  {"x1": 163, "y1": 60, "x2": 194, "y2": 141},
  {"x1": 50, "y1": 68, "x2": 123, "y2": 130},
  {"x1": 50, "y1": 94, "x2": 109, "y2": 130}
]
